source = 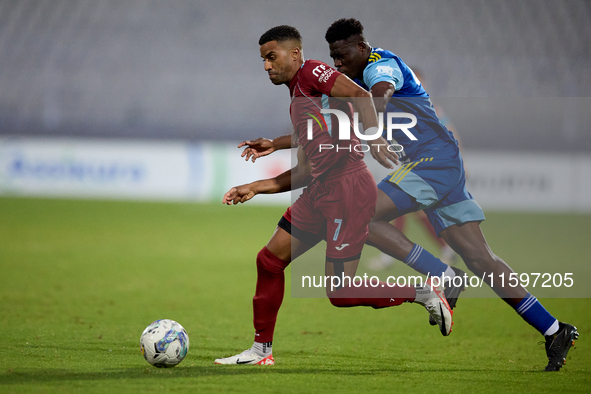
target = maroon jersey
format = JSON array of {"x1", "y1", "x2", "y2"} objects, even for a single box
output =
[{"x1": 289, "y1": 60, "x2": 364, "y2": 180}]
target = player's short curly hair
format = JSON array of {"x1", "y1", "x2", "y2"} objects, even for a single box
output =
[
  {"x1": 259, "y1": 25, "x2": 302, "y2": 46},
  {"x1": 325, "y1": 18, "x2": 365, "y2": 44}
]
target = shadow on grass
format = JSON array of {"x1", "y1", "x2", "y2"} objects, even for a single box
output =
[{"x1": 1, "y1": 363, "x2": 556, "y2": 385}]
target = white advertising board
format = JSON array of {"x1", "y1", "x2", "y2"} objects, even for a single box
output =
[
  {"x1": 1, "y1": 138, "x2": 589, "y2": 212},
  {"x1": 0, "y1": 138, "x2": 292, "y2": 205}
]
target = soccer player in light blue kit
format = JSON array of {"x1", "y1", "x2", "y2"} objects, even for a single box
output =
[
  {"x1": 323, "y1": 18, "x2": 577, "y2": 371},
  {"x1": 239, "y1": 18, "x2": 578, "y2": 372}
]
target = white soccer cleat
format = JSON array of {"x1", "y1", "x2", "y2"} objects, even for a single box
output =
[
  {"x1": 214, "y1": 349, "x2": 275, "y2": 365},
  {"x1": 423, "y1": 277, "x2": 454, "y2": 336}
]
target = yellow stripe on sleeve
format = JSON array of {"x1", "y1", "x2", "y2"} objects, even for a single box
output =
[
  {"x1": 394, "y1": 158, "x2": 425, "y2": 184},
  {"x1": 388, "y1": 163, "x2": 410, "y2": 183},
  {"x1": 390, "y1": 161, "x2": 414, "y2": 184}
]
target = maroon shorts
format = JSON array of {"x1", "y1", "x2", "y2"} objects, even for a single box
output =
[{"x1": 280, "y1": 162, "x2": 378, "y2": 262}]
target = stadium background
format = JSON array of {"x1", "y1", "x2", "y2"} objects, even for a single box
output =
[
  {"x1": 0, "y1": 0, "x2": 590, "y2": 211},
  {"x1": 1, "y1": 1, "x2": 590, "y2": 391}
]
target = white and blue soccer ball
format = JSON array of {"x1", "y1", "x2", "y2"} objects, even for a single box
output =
[{"x1": 140, "y1": 319, "x2": 189, "y2": 367}]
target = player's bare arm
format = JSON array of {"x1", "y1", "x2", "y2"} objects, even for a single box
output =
[
  {"x1": 238, "y1": 134, "x2": 296, "y2": 162},
  {"x1": 223, "y1": 146, "x2": 311, "y2": 205},
  {"x1": 370, "y1": 81, "x2": 396, "y2": 113},
  {"x1": 330, "y1": 74, "x2": 399, "y2": 169}
]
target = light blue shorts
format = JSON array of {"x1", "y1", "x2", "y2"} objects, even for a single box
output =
[{"x1": 377, "y1": 141, "x2": 485, "y2": 236}]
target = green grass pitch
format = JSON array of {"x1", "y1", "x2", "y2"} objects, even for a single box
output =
[{"x1": 0, "y1": 197, "x2": 590, "y2": 393}]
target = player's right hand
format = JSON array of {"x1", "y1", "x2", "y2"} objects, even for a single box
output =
[
  {"x1": 370, "y1": 136, "x2": 399, "y2": 169},
  {"x1": 222, "y1": 184, "x2": 256, "y2": 205},
  {"x1": 238, "y1": 138, "x2": 275, "y2": 163}
]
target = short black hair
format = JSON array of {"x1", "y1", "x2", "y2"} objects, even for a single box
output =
[
  {"x1": 325, "y1": 18, "x2": 364, "y2": 44},
  {"x1": 259, "y1": 25, "x2": 302, "y2": 46}
]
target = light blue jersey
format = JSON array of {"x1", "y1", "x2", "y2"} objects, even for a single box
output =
[
  {"x1": 354, "y1": 48, "x2": 457, "y2": 162},
  {"x1": 356, "y1": 47, "x2": 484, "y2": 235}
]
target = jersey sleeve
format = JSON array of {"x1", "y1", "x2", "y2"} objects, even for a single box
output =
[
  {"x1": 363, "y1": 58, "x2": 404, "y2": 91},
  {"x1": 300, "y1": 60, "x2": 340, "y2": 96}
]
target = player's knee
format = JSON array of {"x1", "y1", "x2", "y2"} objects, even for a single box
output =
[
  {"x1": 328, "y1": 295, "x2": 348, "y2": 308},
  {"x1": 461, "y1": 248, "x2": 499, "y2": 274},
  {"x1": 326, "y1": 288, "x2": 352, "y2": 308},
  {"x1": 367, "y1": 220, "x2": 378, "y2": 235},
  {"x1": 256, "y1": 246, "x2": 288, "y2": 274}
]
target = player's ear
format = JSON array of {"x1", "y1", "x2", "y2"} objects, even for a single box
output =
[
  {"x1": 358, "y1": 41, "x2": 369, "y2": 53},
  {"x1": 290, "y1": 47, "x2": 301, "y2": 61}
]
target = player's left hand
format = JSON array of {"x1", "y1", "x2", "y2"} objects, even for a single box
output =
[
  {"x1": 222, "y1": 184, "x2": 257, "y2": 205},
  {"x1": 370, "y1": 136, "x2": 399, "y2": 168},
  {"x1": 238, "y1": 138, "x2": 275, "y2": 163}
]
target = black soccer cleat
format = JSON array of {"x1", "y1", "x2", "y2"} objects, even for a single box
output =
[
  {"x1": 429, "y1": 267, "x2": 466, "y2": 326},
  {"x1": 544, "y1": 322, "x2": 579, "y2": 371}
]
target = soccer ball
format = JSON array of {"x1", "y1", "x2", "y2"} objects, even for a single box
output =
[{"x1": 140, "y1": 319, "x2": 189, "y2": 367}]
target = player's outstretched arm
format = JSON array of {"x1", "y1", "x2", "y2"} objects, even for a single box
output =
[
  {"x1": 366, "y1": 81, "x2": 404, "y2": 168},
  {"x1": 329, "y1": 74, "x2": 399, "y2": 169},
  {"x1": 223, "y1": 146, "x2": 312, "y2": 205},
  {"x1": 238, "y1": 134, "x2": 296, "y2": 162}
]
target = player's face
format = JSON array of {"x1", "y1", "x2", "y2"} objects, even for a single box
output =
[
  {"x1": 260, "y1": 40, "x2": 298, "y2": 85},
  {"x1": 329, "y1": 40, "x2": 367, "y2": 80}
]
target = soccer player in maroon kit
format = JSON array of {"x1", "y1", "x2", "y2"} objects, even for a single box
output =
[{"x1": 215, "y1": 25, "x2": 453, "y2": 366}]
